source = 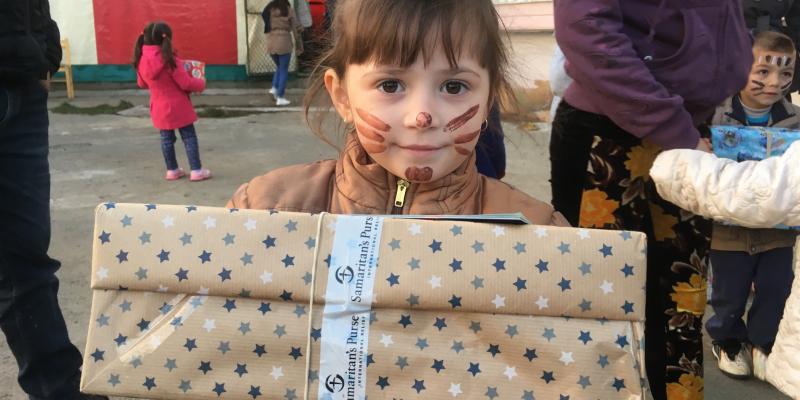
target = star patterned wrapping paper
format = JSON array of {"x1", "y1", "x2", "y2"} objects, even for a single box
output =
[{"x1": 82, "y1": 203, "x2": 648, "y2": 399}]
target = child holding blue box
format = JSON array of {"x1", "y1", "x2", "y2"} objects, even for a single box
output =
[{"x1": 695, "y1": 31, "x2": 799, "y2": 381}]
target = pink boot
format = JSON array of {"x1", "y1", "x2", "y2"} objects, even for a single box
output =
[
  {"x1": 165, "y1": 168, "x2": 186, "y2": 181},
  {"x1": 190, "y1": 168, "x2": 212, "y2": 182}
]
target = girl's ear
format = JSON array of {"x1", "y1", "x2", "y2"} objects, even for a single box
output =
[{"x1": 324, "y1": 69, "x2": 352, "y2": 123}]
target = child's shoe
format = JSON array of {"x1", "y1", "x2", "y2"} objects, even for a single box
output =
[
  {"x1": 752, "y1": 346, "x2": 769, "y2": 381},
  {"x1": 712, "y1": 340, "x2": 751, "y2": 379},
  {"x1": 190, "y1": 168, "x2": 212, "y2": 182},
  {"x1": 165, "y1": 168, "x2": 186, "y2": 181},
  {"x1": 276, "y1": 97, "x2": 291, "y2": 106}
]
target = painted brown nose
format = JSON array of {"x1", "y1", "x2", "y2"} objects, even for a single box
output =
[{"x1": 416, "y1": 112, "x2": 432, "y2": 128}]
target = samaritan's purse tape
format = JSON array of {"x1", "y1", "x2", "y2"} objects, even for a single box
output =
[{"x1": 304, "y1": 214, "x2": 384, "y2": 400}]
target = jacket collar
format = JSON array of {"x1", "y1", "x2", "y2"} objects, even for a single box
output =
[
  {"x1": 334, "y1": 134, "x2": 481, "y2": 215},
  {"x1": 727, "y1": 94, "x2": 796, "y2": 126}
]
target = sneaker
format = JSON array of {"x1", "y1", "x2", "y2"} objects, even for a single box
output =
[
  {"x1": 752, "y1": 346, "x2": 768, "y2": 381},
  {"x1": 165, "y1": 168, "x2": 186, "y2": 181},
  {"x1": 190, "y1": 168, "x2": 212, "y2": 182},
  {"x1": 269, "y1": 87, "x2": 277, "y2": 96},
  {"x1": 712, "y1": 341, "x2": 751, "y2": 379},
  {"x1": 276, "y1": 97, "x2": 291, "y2": 106}
]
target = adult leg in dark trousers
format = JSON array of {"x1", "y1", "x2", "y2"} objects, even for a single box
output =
[
  {"x1": 0, "y1": 80, "x2": 101, "y2": 399},
  {"x1": 550, "y1": 100, "x2": 596, "y2": 226},
  {"x1": 706, "y1": 247, "x2": 795, "y2": 352}
]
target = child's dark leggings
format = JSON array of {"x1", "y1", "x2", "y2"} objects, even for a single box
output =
[
  {"x1": 160, "y1": 124, "x2": 201, "y2": 171},
  {"x1": 706, "y1": 247, "x2": 795, "y2": 352}
]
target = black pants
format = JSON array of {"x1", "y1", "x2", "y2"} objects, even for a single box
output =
[
  {"x1": 0, "y1": 79, "x2": 83, "y2": 399},
  {"x1": 549, "y1": 100, "x2": 595, "y2": 226},
  {"x1": 706, "y1": 247, "x2": 795, "y2": 352}
]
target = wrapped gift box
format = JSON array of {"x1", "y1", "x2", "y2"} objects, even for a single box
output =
[
  {"x1": 711, "y1": 125, "x2": 800, "y2": 161},
  {"x1": 183, "y1": 60, "x2": 206, "y2": 80},
  {"x1": 81, "y1": 203, "x2": 648, "y2": 399},
  {"x1": 711, "y1": 126, "x2": 800, "y2": 229}
]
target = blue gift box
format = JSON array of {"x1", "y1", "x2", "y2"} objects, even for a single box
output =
[
  {"x1": 711, "y1": 125, "x2": 800, "y2": 161},
  {"x1": 711, "y1": 125, "x2": 800, "y2": 230}
]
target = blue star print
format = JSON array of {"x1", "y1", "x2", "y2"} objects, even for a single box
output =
[
  {"x1": 449, "y1": 259, "x2": 463, "y2": 272},
  {"x1": 289, "y1": 347, "x2": 303, "y2": 360},
  {"x1": 486, "y1": 387, "x2": 499, "y2": 399},
  {"x1": 258, "y1": 302, "x2": 271, "y2": 315},
  {"x1": 616, "y1": 335, "x2": 629, "y2": 348},
  {"x1": 387, "y1": 273, "x2": 400, "y2": 286},
  {"x1": 103, "y1": 202, "x2": 116, "y2": 210},
  {"x1": 120, "y1": 215, "x2": 133, "y2": 227},
  {"x1": 376, "y1": 376, "x2": 390, "y2": 389},
  {"x1": 471, "y1": 240, "x2": 484, "y2": 253},
  {"x1": 429, "y1": 240, "x2": 442, "y2": 253},
  {"x1": 535, "y1": 259, "x2": 549, "y2": 273},
  {"x1": 199, "y1": 361, "x2": 213, "y2": 374},
  {"x1": 175, "y1": 268, "x2": 189, "y2": 282},
  {"x1": 108, "y1": 374, "x2": 121, "y2": 386},
  {"x1": 185, "y1": 205, "x2": 197, "y2": 213},
  {"x1": 578, "y1": 375, "x2": 592, "y2": 389},
  {"x1": 282, "y1": 255, "x2": 295, "y2": 267},
  {"x1": 600, "y1": 244, "x2": 614, "y2": 257},
  {"x1": 448, "y1": 295, "x2": 462, "y2": 309},
  {"x1": 434, "y1": 317, "x2": 447, "y2": 331},
  {"x1": 468, "y1": 362, "x2": 481, "y2": 376},
  {"x1": 612, "y1": 378, "x2": 626, "y2": 392},
  {"x1": 578, "y1": 262, "x2": 592, "y2": 275},
  {"x1": 523, "y1": 348, "x2": 538, "y2": 361},
  {"x1": 116, "y1": 250, "x2": 128, "y2": 263},
  {"x1": 558, "y1": 278, "x2": 572, "y2": 291},
  {"x1": 388, "y1": 239, "x2": 401, "y2": 250},
  {"x1": 416, "y1": 338, "x2": 429, "y2": 350},
  {"x1": 543, "y1": 328, "x2": 556, "y2": 342},
  {"x1": 598, "y1": 354, "x2": 609, "y2": 368},
  {"x1": 412, "y1": 379, "x2": 426, "y2": 393},
  {"x1": 218, "y1": 268, "x2": 232, "y2": 281},
  {"x1": 98, "y1": 231, "x2": 111, "y2": 244},
  {"x1": 223, "y1": 299, "x2": 237, "y2": 312},
  {"x1": 262, "y1": 235, "x2": 277, "y2": 249},
  {"x1": 184, "y1": 338, "x2": 197, "y2": 352},
  {"x1": 138, "y1": 232, "x2": 151, "y2": 244},
  {"x1": 143, "y1": 377, "x2": 156, "y2": 391},
  {"x1": 280, "y1": 290, "x2": 293, "y2": 301},
  {"x1": 241, "y1": 252, "x2": 253, "y2": 265},
  {"x1": 492, "y1": 259, "x2": 506, "y2": 272},
  {"x1": 157, "y1": 249, "x2": 170, "y2": 262},
  {"x1": 541, "y1": 371, "x2": 555, "y2": 384},
  {"x1": 213, "y1": 382, "x2": 226, "y2": 396},
  {"x1": 578, "y1": 331, "x2": 593, "y2": 345},
  {"x1": 558, "y1": 242, "x2": 570, "y2": 254},
  {"x1": 234, "y1": 363, "x2": 248, "y2": 377},
  {"x1": 513, "y1": 277, "x2": 527, "y2": 291},
  {"x1": 222, "y1": 233, "x2": 235, "y2": 245},
  {"x1": 431, "y1": 359, "x2": 445, "y2": 373},
  {"x1": 96, "y1": 314, "x2": 110, "y2": 327},
  {"x1": 91, "y1": 348, "x2": 104, "y2": 362},
  {"x1": 198, "y1": 250, "x2": 212, "y2": 263},
  {"x1": 144, "y1": 203, "x2": 156, "y2": 211},
  {"x1": 450, "y1": 225, "x2": 462, "y2": 236},
  {"x1": 621, "y1": 301, "x2": 635, "y2": 314},
  {"x1": 487, "y1": 344, "x2": 501, "y2": 357},
  {"x1": 513, "y1": 242, "x2": 526, "y2": 254},
  {"x1": 621, "y1": 264, "x2": 634, "y2": 277},
  {"x1": 579, "y1": 299, "x2": 592, "y2": 312},
  {"x1": 253, "y1": 344, "x2": 267, "y2": 357},
  {"x1": 249, "y1": 385, "x2": 262, "y2": 399}
]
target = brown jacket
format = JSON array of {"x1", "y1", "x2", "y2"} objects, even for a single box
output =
[
  {"x1": 228, "y1": 136, "x2": 569, "y2": 227},
  {"x1": 266, "y1": 7, "x2": 301, "y2": 55},
  {"x1": 710, "y1": 95, "x2": 799, "y2": 253}
]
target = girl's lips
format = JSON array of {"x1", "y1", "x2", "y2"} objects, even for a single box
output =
[{"x1": 399, "y1": 144, "x2": 442, "y2": 151}]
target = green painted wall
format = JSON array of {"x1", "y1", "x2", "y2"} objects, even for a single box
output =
[{"x1": 54, "y1": 65, "x2": 250, "y2": 82}]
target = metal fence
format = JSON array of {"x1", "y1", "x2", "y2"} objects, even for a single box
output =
[{"x1": 245, "y1": 0, "x2": 299, "y2": 76}]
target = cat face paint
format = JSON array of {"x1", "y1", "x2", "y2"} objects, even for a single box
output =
[
  {"x1": 355, "y1": 108, "x2": 390, "y2": 153},
  {"x1": 405, "y1": 166, "x2": 434, "y2": 182},
  {"x1": 416, "y1": 112, "x2": 433, "y2": 128},
  {"x1": 444, "y1": 104, "x2": 480, "y2": 133},
  {"x1": 340, "y1": 49, "x2": 491, "y2": 183},
  {"x1": 741, "y1": 47, "x2": 796, "y2": 109}
]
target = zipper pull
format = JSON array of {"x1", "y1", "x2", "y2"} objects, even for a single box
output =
[{"x1": 394, "y1": 179, "x2": 409, "y2": 208}]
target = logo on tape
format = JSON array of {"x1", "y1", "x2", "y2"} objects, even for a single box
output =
[
  {"x1": 335, "y1": 266, "x2": 355, "y2": 284},
  {"x1": 325, "y1": 374, "x2": 345, "y2": 393}
]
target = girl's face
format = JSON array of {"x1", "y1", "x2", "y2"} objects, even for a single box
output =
[
  {"x1": 740, "y1": 46, "x2": 795, "y2": 109},
  {"x1": 325, "y1": 50, "x2": 491, "y2": 183}
]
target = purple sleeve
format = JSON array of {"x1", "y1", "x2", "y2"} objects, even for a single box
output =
[
  {"x1": 171, "y1": 59, "x2": 206, "y2": 93},
  {"x1": 554, "y1": 1, "x2": 700, "y2": 150}
]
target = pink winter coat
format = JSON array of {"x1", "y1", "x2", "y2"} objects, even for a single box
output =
[{"x1": 136, "y1": 45, "x2": 205, "y2": 130}]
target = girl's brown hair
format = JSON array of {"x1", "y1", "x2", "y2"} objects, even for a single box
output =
[
  {"x1": 303, "y1": 0, "x2": 514, "y2": 145},
  {"x1": 133, "y1": 21, "x2": 177, "y2": 69}
]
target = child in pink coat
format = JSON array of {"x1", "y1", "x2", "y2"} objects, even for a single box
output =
[{"x1": 133, "y1": 21, "x2": 211, "y2": 181}]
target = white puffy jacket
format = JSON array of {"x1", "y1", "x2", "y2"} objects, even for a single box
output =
[
  {"x1": 650, "y1": 141, "x2": 800, "y2": 228},
  {"x1": 651, "y1": 142, "x2": 800, "y2": 399}
]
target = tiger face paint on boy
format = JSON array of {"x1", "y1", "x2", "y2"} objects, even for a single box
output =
[
  {"x1": 741, "y1": 47, "x2": 796, "y2": 109},
  {"x1": 333, "y1": 49, "x2": 491, "y2": 184}
]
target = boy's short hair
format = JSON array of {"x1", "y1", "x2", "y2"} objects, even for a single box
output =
[{"x1": 753, "y1": 31, "x2": 796, "y2": 54}]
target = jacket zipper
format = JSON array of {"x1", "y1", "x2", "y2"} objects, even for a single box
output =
[{"x1": 392, "y1": 179, "x2": 409, "y2": 214}]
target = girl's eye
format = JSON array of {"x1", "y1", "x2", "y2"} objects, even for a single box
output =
[
  {"x1": 442, "y1": 80, "x2": 468, "y2": 95},
  {"x1": 378, "y1": 80, "x2": 403, "y2": 94}
]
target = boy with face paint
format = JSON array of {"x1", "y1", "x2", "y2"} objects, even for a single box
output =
[{"x1": 706, "y1": 30, "x2": 800, "y2": 382}]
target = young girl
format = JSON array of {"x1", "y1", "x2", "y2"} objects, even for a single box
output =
[
  {"x1": 228, "y1": 0, "x2": 566, "y2": 226},
  {"x1": 133, "y1": 21, "x2": 211, "y2": 182}
]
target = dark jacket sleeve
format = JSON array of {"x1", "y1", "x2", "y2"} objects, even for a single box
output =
[
  {"x1": 554, "y1": 0, "x2": 701, "y2": 149},
  {"x1": 44, "y1": 15, "x2": 61, "y2": 77}
]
